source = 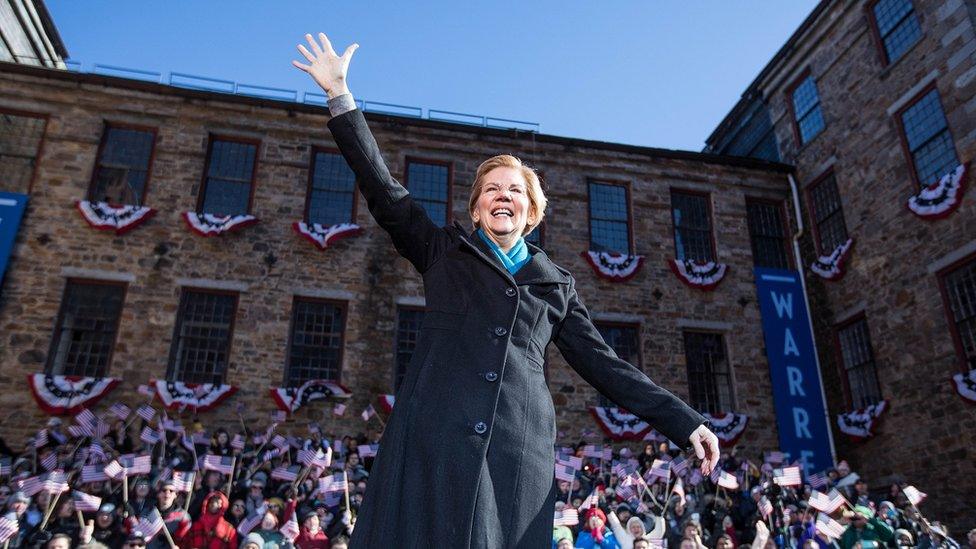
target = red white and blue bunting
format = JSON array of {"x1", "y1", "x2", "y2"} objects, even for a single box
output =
[
  {"x1": 702, "y1": 412, "x2": 749, "y2": 447},
  {"x1": 906, "y1": 163, "x2": 968, "y2": 220},
  {"x1": 669, "y1": 259, "x2": 728, "y2": 291},
  {"x1": 588, "y1": 406, "x2": 652, "y2": 441},
  {"x1": 27, "y1": 374, "x2": 120, "y2": 415},
  {"x1": 581, "y1": 251, "x2": 645, "y2": 282},
  {"x1": 837, "y1": 399, "x2": 888, "y2": 440},
  {"x1": 293, "y1": 222, "x2": 362, "y2": 250},
  {"x1": 810, "y1": 238, "x2": 854, "y2": 281},
  {"x1": 182, "y1": 212, "x2": 258, "y2": 237},
  {"x1": 76, "y1": 201, "x2": 155, "y2": 235},
  {"x1": 951, "y1": 370, "x2": 976, "y2": 404},
  {"x1": 270, "y1": 380, "x2": 353, "y2": 415},
  {"x1": 152, "y1": 380, "x2": 237, "y2": 412},
  {"x1": 377, "y1": 394, "x2": 395, "y2": 414}
]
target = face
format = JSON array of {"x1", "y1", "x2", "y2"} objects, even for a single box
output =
[
  {"x1": 124, "y1": 541, "x2": 146, "y2": 549},
  {"x1": 304, "y1": 514, "x2": 319, "y2": 532},
  {"x1": 634, "y1": 542, "x2": 650, "y2": 549},
  {"x1": 347, "y1": 454, "x2": 359, "y2": 467},
  {"x1": 135, "y1": 483, "x2": 149, "y2": 497},
  {"x1": 96, "y1": 513, "x2": 113, "y2": 528},
  {"x1": 231, "y1": 500, "x2": 246, "y2": 516},
  {"x1": 680, "y1": 540, "x2": 697, "y2": 549},
  {"x1": 11, "y1": 501, "x2": 27, "y2": 514},
  {"x1": 260, "y1": 512, "x2": 277, "y2": 530},
  {"x1": 47, "y1": 539, "x2": 70, "y2": 549},
  {"x1": 250, "y1": 484, "x2": 264, "y2": 496},
  {"x1": 158, "y1": 486, "x2": 176, "y2": 507},
  {"x1": 588, "y1": 516, "x2": 603, "y2": 529},
  {"x1": 217, "y1": 432, "x2": 228, "y2": 444},
  {"x1": 718, "y1": 538, "x2": 735, "y2": 549},
  {"x1": 628, "y1": 521, "x2": 643, "y2": 536},
  {"x1": 208, "y1": 497, "x2": 222, "y2": 514},
  {"x1": 472, "y1": 166, "x2": 534, "y2": 240},
  {"x1": 557, "y1": 541, "x2": 573, "y2": 549}
]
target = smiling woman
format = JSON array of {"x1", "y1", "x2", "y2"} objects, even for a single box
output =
[{"x1": 292, "y1": 32, "x2": 720, "y2": 549}]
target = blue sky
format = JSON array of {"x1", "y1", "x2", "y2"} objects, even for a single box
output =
[{"x1": 47, "y1": 1, "x2": 817, "y2": 151}]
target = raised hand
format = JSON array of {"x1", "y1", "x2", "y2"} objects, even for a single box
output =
[
  {"x1": 292, "y1": 32, "x2": 358, "y2": 99},
  {"x1": 689, "y1": 423, "x2": 720, "y2": 475}
]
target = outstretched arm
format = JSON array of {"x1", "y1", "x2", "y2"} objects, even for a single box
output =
[{"x1": 292, "y1": 33, "x2": 453, "y2": 273}]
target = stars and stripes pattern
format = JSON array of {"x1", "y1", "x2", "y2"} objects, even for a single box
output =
[
  {"x1": 140, "y1": 426, "x2": 161, "y2": 445},
  {"x1": 271, "y1": 465, "x2": 301, "y2": 482},
  {"x1": 135, "y1": 508, "x2": 166, "y2": 541},
  {"x1": 81, "y1": 464, "x2": 108, "y2": 484},
  {"x1": 40, "y1": 452, "x2": 58, "y2": 472},
  {"x1": 136, "y1": 404, "x2": 156, "y2": 423},
  {"x1": 109, "y1": 402, "x2": 131, "y2": 420},
  {"x1": 816, "y1": 513, "x2": 846, "y2": 540},
  {"x1": 361, "y1": 404, "x2": 376, "y2": 422},
  {"x1": 758, "y1": 496, "x2": 773, "y2": 518},
  {"x1": 648, "y1": 459, "x2": 671, "y2": 481},
  {"x1": 231, "y1": 434, "x2": 246, "y2": 450},
  {"x1": 578, "y1": 490, "x2": 600, "y2": 511},
  {"x1": 298, "y1": 448, "x2": 331, "y2": 469},
  {"x1": 670, "y1": 455, "x2": 689, "y2": 477},
  {"x1": 554, "y1": 508, "x2": 579, "y2": 527},
  {"x1": 555, "y1": 463, "x2": 576, "y2": 482},
  {"x1": 716, "y1": 471, "x2": 739, "y2": 490},
  {"x1": 0, "y1": 516, "x2": 19, "y2": 544},
  {"x1": 333, "y1": 403, "x2": 346, "y2": 416},
  {"x1": 773, "y1": 466, "x2": 802, "y2": 487},
  {"x1": 903, "y1": 485, "x2": 926, "y2": 506},
  {"x1": 318, "y1": 473, "x2": 348, "y2": 494},
  {"x1": 171, "y1": 471, "x2": 195, "y2": 492},
  {"x1": 237, "y1": 504, "x2": 267, "y2": 536},
  {"x1": 280, "y1": 514, "x2": 301, "y2": 542},
  {"x1": 358, "y1": 443, "x2": 378, "y2": 458},
  {"x1": 72, "y1": 490, "x2": 102, "y2": 512},
  {"x1": 202, "y1": 455, "x2": 235, "y2": 475},
  {"x1": 807, "y1": 471, "x2": 829, "y2": 490},
  {"x1": 19, "y1": 472, "x2": 69, "y2": 496},
  {"x1": 33, "y1": 430, "x2": 49, "y2": 449},
  {"x1": 808, "y1": 489, "x2": 847, "y2": 513}
]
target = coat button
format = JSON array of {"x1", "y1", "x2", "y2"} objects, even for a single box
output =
[
  {"x1": 494, "y1": 326, "x2": 507, "y2": 336},
  {"x1": 474, "y1": 422, "x2": 488, "y2": 434},
  {"x1": 505, "y1": 287, "x2": 517, "y2": 297},
  {"x1": 485, "y1": 371, "x2": 498, "y2": 382}
]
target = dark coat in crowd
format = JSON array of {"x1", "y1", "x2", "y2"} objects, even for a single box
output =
[{"x1": 327, "y1": 108, "x2": 706, "y2": 549}]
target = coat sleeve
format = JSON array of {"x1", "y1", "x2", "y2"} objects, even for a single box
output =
[
  {"x1": 553, "y1": 276, "x2": 706, "y2": 447},
  {"x1": 326, "y1": 108, "x2": 455, "y2": 273}
]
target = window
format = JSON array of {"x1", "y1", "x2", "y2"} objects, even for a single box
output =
[
  {"x1": 683, "y1": 331, "x2": 734, "y2": 414},
  {"x1": 284, "y1": 298, "x2": 346, "y2": 385},
  {"x1": 0, "y1": 110, "x2": 46, "y2": 194},
  {"x1": 898, "y1": 87, "x2": 959, "y2": 187},
  {"x1": 807, "y1": 172, "x2": 849, "y2": 253},
  {"x1": 198, "y1": 137, "x2": 258, "y2": 216},
  {"x1": 595, "y1": 323, "x2": 640, "y2": 407},
  {"x1": 870, "y1": 0, "x2": 922, "y2": 64},
  {"x1": 47, "y1": 280, "x2": 125, "y2": 377},
  {"x1": 88, "y1": 125, "x2": 156, "y2": 205},
  {"x1": 168, "y1": 289, "x2": 238, "y2": 384},
  {"x1": 746, "y1": 199, "x2": 790, "y2": 269},
  {"x1": 671, "y1": 191, "x2": 714, "y2": 262},
  {"x1": 306, "y1": 149, "x2": 356, "y2": 226},
  {"x1": 789, "y1": 74, "x2": 826, "y2": 145},
  {"x1": 405, "y1": 159, "x2": 451, "y2": 227},
  {"x1": 394, "y1": 307, "x2": 424, "y2": 392},
  {"x1": 588, "y1": 180, "x2": 631, "y2": 253},
  {"x1": 835, "y1": 317, "x2": 883, "y2": 408},
  {"x1": 940, "y1": 257, "x2": 976, "y2": 372}
]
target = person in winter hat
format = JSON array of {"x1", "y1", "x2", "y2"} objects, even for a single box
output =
[
  {"x1": 182, "y1": 491, "x2": 238, "y2": 549},
  {"x1": 574, "y1": 507, "x2": 620, "y2": 549}
]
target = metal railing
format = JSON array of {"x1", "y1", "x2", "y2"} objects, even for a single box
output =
[{"x1": 54, "y1": 59, "x2": 539, "y2": 132}]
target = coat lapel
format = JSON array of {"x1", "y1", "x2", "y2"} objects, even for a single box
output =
[{"x1": 453, "y1": 220, "x2": 569, "y2": 286}]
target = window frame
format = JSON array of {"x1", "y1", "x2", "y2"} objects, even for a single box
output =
[
  {"x1": 865, "y1": 0, "x2": 923, "y2": 67},
  {"x1": 832, "y1": 313, "x2": 884, "y2": 409},
  {"x1": 86, "y1": 121, "x2": 159, "y2": 206},
  {"x1": 681, "y1": 329, "x2": 737, "y2": 414},
  {"x1": 393, "y1": 305, "x2": 425, "y2": 393},
  {"x1": 593, "y1": 320, "x2": 643, "y2": 407},
  {"x1": 669, "y1": 188, "x2": 717, "y2": 263},
  {"x1": 282, "y1": 296, "x2": 348, "y2": 385},
  {"x1": 166, "y1": 287, "x2": 240, "y2": 384},
  {"x1": 403, "y1": 156, "x2": 453, "y2": 226},
  {"x1": 784, "y1": 69, "x2": 826, "y2": 147},
  {"x1": 586, "y1": 178, "x2": 634, "y2": 255},
  {"x1": 196, "y1": 134, "x2": 261, "y2": 215},
  {"x1": 0, "y1": 106, "x2": 50, "y2": 195},
  {"x1": 893, "y1": 82, "x2": 959, "y2": 190},
  {"x1": 303, "y1": 145, "x2": 360, "y2": 226},
  {"x1": 803, "y1": 168, "x2": 849, "y2": 256},
  {"x1": 45, "y1": 278, "x2": 127, "y2": 377},
  {"x1": 936, "y1": 251, "x2": 976, "y2": 374},
  {"x1": 744, "y1": 196, "x2": 794, "y2": 270}
]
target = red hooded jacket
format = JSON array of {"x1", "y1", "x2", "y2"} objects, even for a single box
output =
[{"x1": 182, "y1": 491, "x2": 238, "y2": 549}]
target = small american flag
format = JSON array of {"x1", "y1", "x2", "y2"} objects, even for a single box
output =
[
  {"x1": 88, "y1": 441, "x2": 106, "y2": 463},
  {"x1": 271, "y1": 465, "x2": 301, "y2": 482},
  {"x1": 160, "y1": 417, "x2": 183, "y2": 433},
  {"x1": 231, "y1": 434, "x2": 245, "y2": 450},
  {"x1": 270, "y1": 410, "x2": 288, "y2": 423},
  {"x1": 764, "y1": 450, "x2": 786, "y2": 465},
  {"x1": 648, "y1": 459, "x2": 671, "y2": 481},
  {"x1": 358, "y1": 443, "x2": 379, "y2": 458},
  {"x1": 773, "y1": 466, "x2": 802, "y2": 487},
  {"x1": 270, "y1": 435, "x2": 288, "y2": 450},
  {"x1": 318, "y1": 473, "x2": 348, "y2": 494},
  {"x1": 140, "y1": 426, "x2": 161, "y2": 445},
  {"x1": 807, "y1": 471, "x2": 829, "y2": 489},
  {"x1": 361, "y1": 404, "x2": 376, "y2": 422},
  {"x1": 171, "y1": 471, "x2": 195, "y2": 492},
  {"x1": 81, "y1": 464, "x2": 108, "y2": 484},
  {"x1": 136, "y1": 404, "x2": 156, "y2": 423},
  {"x1": 554, "y1": 508, "x2": 579, "y2": 527},
  {"x1": 0, "y1": 516, "x2": 18, "y2": 544},
  {"x1": 119, "y1": 455, "x2": 152, "y2": 475},
  {"x1": 808, "y1": 489, "x2": 846, "y2": 513},
  {"x1": 717, "y1": 471, "x2": 739, "y2": 490},
  {"x1": 578, "y1": 490, "x2": 599, "y2": 511},
  {"x1": 555, "y1": 463, "x2": 576, "y2": 482},
  {"x1": 135, "y1": 508, "x2": 166, "y2": 541},
  {"x1": 192, "y1": 431, "x2": 210, "y2": 445},
  {"x1": 109, "y1": 402, "x2": 131, "y2": 420},
  {"x1": 72, "y1": 490, "x2": 102, "y2": 512},
  {"x1": 19, "y1": 471, "x2": 69, "y2": 496},
  {"x1": 298, "y1": 448, "x2": 331, "y2": 469},
  {"x1": 557, "y1": 455, "x2": 582, "y2": 470},
  {"x1": 76, "y1": 408, "x2": 97, "y2": 428},
  {"x1": 758, "y1": 496, "x2": 773, "y2": 518},
  {"x1": 237, "y1": 504, "x2": 267, "y2": 536},
  {"x1": 332, "y1": 438, "x2": 344, "y2": 454},
  {"x1": 67, "y1": 425, "x2": 87, "y2": 438},
  {"x1": 103, "y1": 460, "x2": 124, "y2": 481},
  {"x1": 903, "y1": 485, "x2": 926, "y2": 505},
  {"x1": 33, "y1": 430, "x2": 49, "y2": 448},
  {"x1": 670, "y1": 455, "x2": 689, "y2": 476},
  {"x1": 262, "y1": 448, "x2": 284, "y2": 463},
  {"x1": 203, "y1": 455, "x2": 235, "y2": 475},
  {"x1": 333, "y1": 403, "x2": 346, "y2": 416},
  {"x1": 815, "y1": 513, "x2": 846, "y2": 541},
  {"x1": 611, "y1": 461, "x2": 629, "y2": 478},
  {"x1": 581, "y1": 444, "x2": 602, "y2": 458},
  {"x1": 40, "y1": 452, "x2": 58, "y2": 472},
  {"x1": 0, "y1": 458, "x2": 10, "y2": 476},
  {"x1": 93, "y1": 419, "x2": 110, "y2": 439},
  {"x1": 280, "y1": 515, "x2": 300, "y2": 542}
]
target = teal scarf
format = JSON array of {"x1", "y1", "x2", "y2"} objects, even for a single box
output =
[{"x1": 477, "y1": 228, "x2": 530, "y2": 275}]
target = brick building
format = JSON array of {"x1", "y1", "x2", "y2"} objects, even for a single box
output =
[{"x1": 707, "y1": 0, "x2": 976, "y2": 526}]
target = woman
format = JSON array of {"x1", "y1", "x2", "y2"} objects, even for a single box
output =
[{"x1": 291, "y1": 32, "x2": 720, "y2": 548}]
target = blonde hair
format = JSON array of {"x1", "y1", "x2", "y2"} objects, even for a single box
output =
[{"x1": 468, "y1": 154, "x2": 547, "y2": 237}]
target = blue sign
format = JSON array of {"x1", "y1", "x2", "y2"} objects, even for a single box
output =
[
  {"x1": 754, "y1": 267, "x2": 834, "y2": 475},
  {"x1": 0, "y1": 192, "x2": 29, "y2": 288}
]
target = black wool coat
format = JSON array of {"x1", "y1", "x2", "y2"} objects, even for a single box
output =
[{"x1": 327, "y1": 108, "x2": 706, "y2": 549}]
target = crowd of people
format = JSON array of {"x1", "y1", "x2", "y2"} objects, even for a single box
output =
[{"x1": 0, "y1": 403, "x2": 970, "y2": 549}]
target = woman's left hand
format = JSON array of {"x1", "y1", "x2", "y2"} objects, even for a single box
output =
[{"x1": 689, "y1": 424, "x2": 720, "y2": 475}]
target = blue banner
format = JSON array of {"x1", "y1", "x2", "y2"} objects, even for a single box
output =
[
  {"x1": 0, "y1": 192, "x2": 29, "y2": 288},
  {"x1": 754, "y1": 267, "x2": 834, "y2": 475}
]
